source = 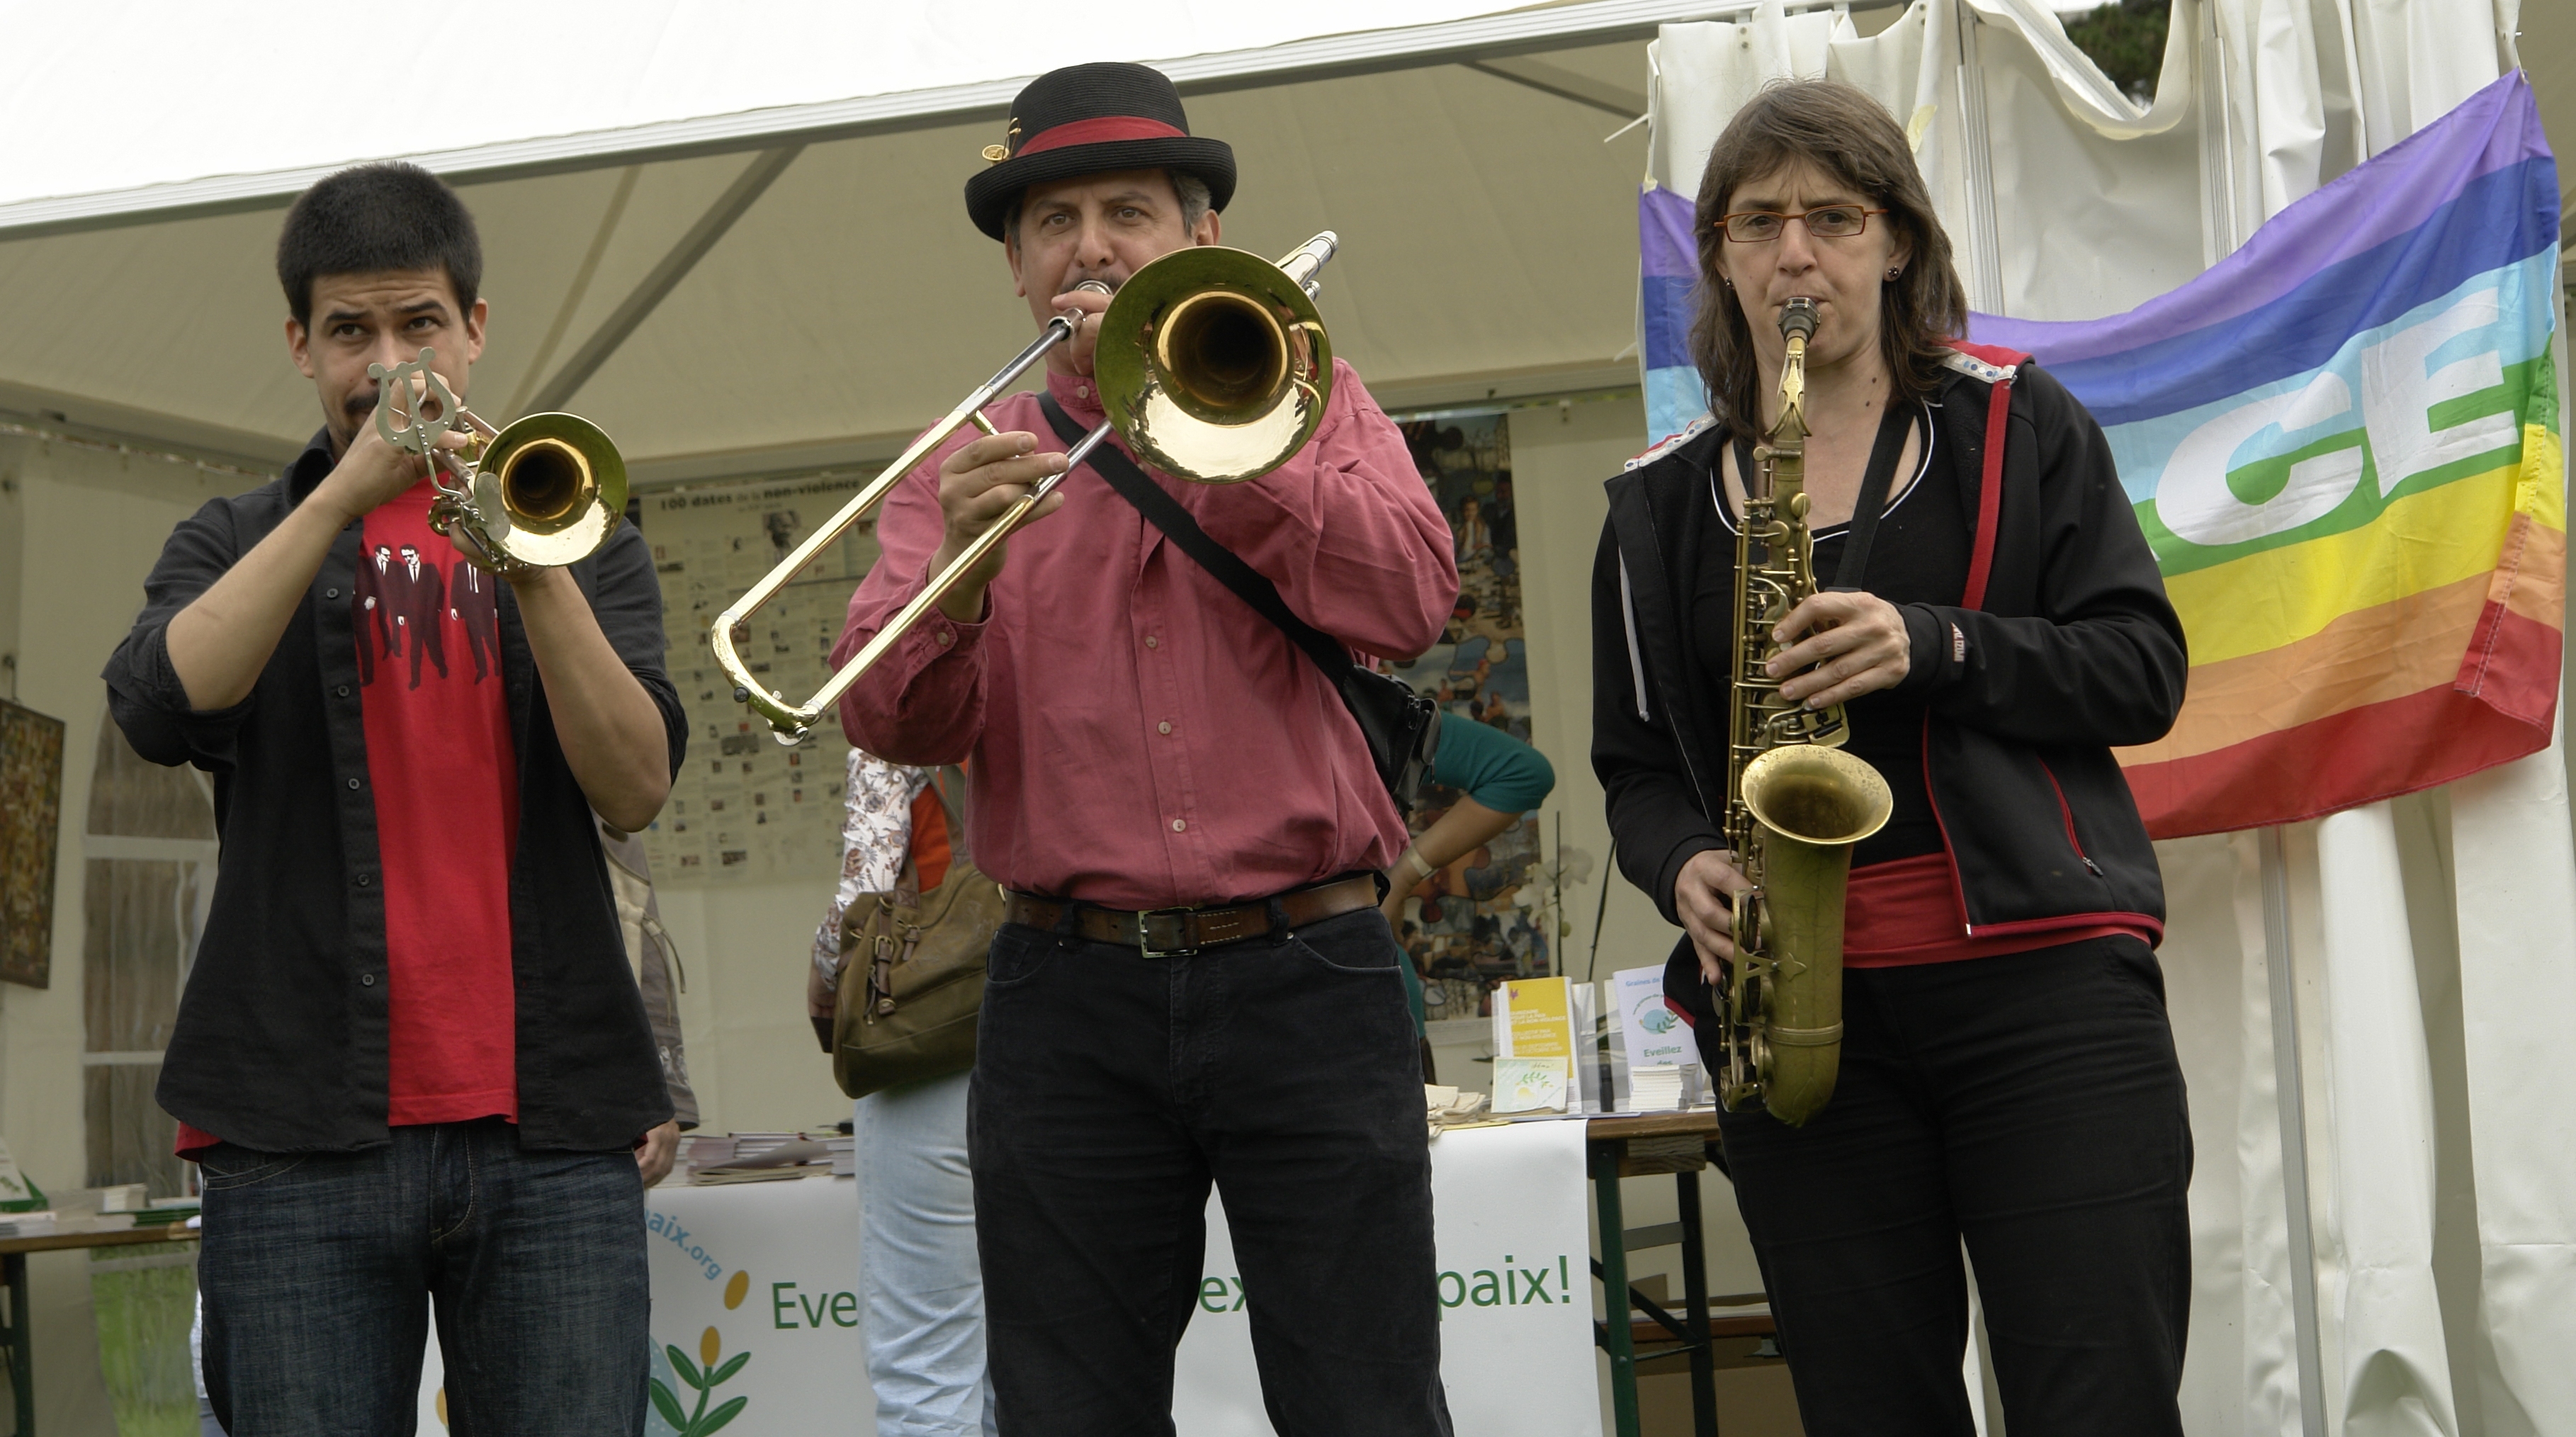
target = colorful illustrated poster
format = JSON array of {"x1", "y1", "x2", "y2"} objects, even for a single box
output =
[
  {"x1": 1388, "y1": 412, "x2": 1548, "y2": 1016},
  {"x1": 639, "y1": 474, "x2": 881, "y2": 886}
]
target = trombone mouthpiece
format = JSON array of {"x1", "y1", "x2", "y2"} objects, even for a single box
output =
[{"x1": 1780, "y1": 298, "x2": 1819, "y2": 342}]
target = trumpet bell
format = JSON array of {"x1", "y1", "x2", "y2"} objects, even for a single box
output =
[
  {"x1": 469, "y1": 412, "x2": 628, "y2": 568},
  {"x1": 1095, "y1": 244, "x2": 1332, "y2": 483}
]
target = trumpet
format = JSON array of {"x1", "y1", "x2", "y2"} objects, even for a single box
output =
[
  {"x1": 368, "y1": 348, "x2": 627, "y2": 574},
  {"x1": 713, "y1": 232, "x2": 1342, "y2": 743}
]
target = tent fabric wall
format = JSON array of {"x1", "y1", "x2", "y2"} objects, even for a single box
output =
[
  {"x1": 0, "y1": 35, "x2": 1659, "y2": 481},
  {"x1": 0, "y1": 1, "x2": 1538, "y2": 212},
  {"x1": 1647, "y1": 1, "x2": 2570, "y2": 1433}
]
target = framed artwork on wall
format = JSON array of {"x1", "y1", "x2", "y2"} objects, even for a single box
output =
[{"x1": 0, "y1": 699, "x2": 64, "y2": 988}]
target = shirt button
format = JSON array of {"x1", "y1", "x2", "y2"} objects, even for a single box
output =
[
  {"x1": 937, "y1": 630, "x2": 954, "y2": 648},
  {"x1": 334, "y1": 684, "x2": 351, "y2": 698},
  {"x1": 1144, "y1": 636, "x2": 1159, "y2": 649},
  {"x1": 1171, "y1": 818, "x2": 1187, "y2": 833},
  {"x1": 360, "y1": 973, "x2": 376, "y2": 987},
  {"x1": 324, "y1": 587, "x2": 340, "y2": 599},
  {"x1": 346, "y1": 778, "x2": 361, "y2": 791},
  {"x1": 355, "y1": 873, "x2": 372, "y2": 888},
  {"x1": 1158, "y1": 721, "x2": 1173, "y2": 735}
]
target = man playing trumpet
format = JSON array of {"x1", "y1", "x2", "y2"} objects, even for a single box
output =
[
  {"x1": 835, "y1": 61, "x2": 1461, "y2": 1437},
  {"x1": 103, "y1": 162, "x2": 684, "y2": 1434}
]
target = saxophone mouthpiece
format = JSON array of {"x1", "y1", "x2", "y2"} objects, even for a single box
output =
[{"x1": 1780, "y1": 298, "x2": 1820, "y2": 342}]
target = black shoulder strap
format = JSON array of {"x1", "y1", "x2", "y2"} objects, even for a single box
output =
[
  {"x1": 1035, "y1": 392, "x2": 1350, "y2": 679},
  {"x1": 1830, "y1": 398, "x2": 1919, "y2": 590},
  {"x1": 1726, "y1": 398, "x2": 1917, "y2": 591}
]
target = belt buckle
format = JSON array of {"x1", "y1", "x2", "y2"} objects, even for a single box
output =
[{"x1": 1137, "y1": 906, "x2": 1199, "y2": 959}]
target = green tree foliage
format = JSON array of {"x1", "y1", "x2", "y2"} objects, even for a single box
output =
[{"x1": 2063, "y1": 0, "x2": 2170, "y2": 103}]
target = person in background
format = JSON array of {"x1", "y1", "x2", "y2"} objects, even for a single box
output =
[
  {"x1": 835, "y1": 61, "x2": 1458, "y2": 1435},
  {"x1": 106, "y1": 161, "x2": 682, "y2": 1436},
  {"x1": 1379, "y1": 711, "x2": 1556, "y2": 1043},
  {"x1": 807, "y1": 751, "x2": 996, "y2": 1437}
]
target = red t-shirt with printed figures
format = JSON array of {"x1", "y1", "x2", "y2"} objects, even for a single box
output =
[{"x1": 179, "y1": 478, "x2": 519, "y2": 1156}]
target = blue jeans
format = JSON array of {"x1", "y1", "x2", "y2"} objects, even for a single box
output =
[
  {"x1": 860, "y1": 1073, "x2": 998, "y2": 1437},
  {"x1": 197, "y1": 1117, "x2": 648, "y2": 1436}
]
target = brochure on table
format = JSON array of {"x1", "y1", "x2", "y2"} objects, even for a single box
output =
[
  {"x1": 1490, "y1": 976, "x2": 1599, "y2": 1114},
  {"x1": 1605, "y1": 964, "x2": 1699, "y2": 1112}
]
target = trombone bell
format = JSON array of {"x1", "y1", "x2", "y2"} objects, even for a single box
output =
[{"x1": 1096, "y1": 243, "x2": 1332, "y2": 483}]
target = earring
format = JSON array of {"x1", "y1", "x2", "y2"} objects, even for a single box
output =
[{"x1": 1886, "y1": 268, "x2": 1902, "y2": 281}]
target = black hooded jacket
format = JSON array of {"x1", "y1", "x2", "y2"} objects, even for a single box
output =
[{"x1": 1592, "y1": 348, "x2": 2187, "y2": 947}]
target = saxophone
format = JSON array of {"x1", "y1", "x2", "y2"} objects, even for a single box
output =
[{"x1": 1715, "y1": 298, "x2": 1895, "y2": 1126}]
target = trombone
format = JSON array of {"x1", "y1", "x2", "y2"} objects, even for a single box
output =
[
  {"x1": 713, "y1": 231, "x2": 1343, "y2": 743},
  {"x1": 369, "y1": 348, "x2": 628, "y2": 574}
]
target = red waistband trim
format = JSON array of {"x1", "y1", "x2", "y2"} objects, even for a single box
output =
[
  {"x1": 1017, "y1": 116, "x2": 1190, "y2": 157},
  {"x1": 1842, "y1": 852, "x2": 2157, "y2": 967}
]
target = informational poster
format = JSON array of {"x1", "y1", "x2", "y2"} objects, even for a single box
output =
[
  {"x1": 1387, "y1": 412, "x2": 1549, "y2": 1015},
  {"x1": 638, "y1": 474, "x2": 883, "y2": 886}
]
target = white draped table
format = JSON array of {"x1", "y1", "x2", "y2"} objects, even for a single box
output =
[{"x1": 415, "y1": 1117, "x2": 1601, "y2": 1435}]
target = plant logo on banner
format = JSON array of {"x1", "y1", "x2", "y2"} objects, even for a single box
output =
[{"x1": 648, "y1": 1243, "x2": 755, "y2": 1435}]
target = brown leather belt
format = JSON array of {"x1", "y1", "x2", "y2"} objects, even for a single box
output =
[{"x1": 1005, "y1": 874, "x2": 1380, "y2": 957}]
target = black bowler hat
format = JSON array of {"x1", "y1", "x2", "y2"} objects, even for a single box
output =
[{"x1": 964, "y1": 62, "x2": 1236, "y2": 242}]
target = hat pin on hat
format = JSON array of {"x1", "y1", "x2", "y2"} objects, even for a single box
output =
[{"x1": 982, "y1": 120, "x2": 1021, "y2": 164}]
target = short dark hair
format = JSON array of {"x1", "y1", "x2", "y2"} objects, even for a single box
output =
[
  {"x1": 1688, "y1": 80, "x2": 1967, "y2": 442},
  {"x1": 276, "y1": 162, "x2": 482, "y2": 326}
]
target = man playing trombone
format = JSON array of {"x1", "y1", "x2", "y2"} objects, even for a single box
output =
[{"x1": 834, "y1": 61, "x2": 1461, "y2": 1437}]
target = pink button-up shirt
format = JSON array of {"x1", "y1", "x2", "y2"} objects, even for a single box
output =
[{"x1": 835, "y1": 364, "x2": 1457, "y2": 909}]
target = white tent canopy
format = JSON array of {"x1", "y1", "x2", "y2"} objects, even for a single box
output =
[{"x1": 0, "y1": 0, "x2": 1775, "y2": 483}]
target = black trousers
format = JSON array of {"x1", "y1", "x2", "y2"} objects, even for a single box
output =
[
  {"x1": 969, "y1": 905, "x2": 1452, "y2": 1437},
  {"x1": 1714, "y1": 935, "x2": 2192, "y2": 1437}
]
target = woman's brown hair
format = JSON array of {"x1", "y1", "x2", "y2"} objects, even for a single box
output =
[{"x1": 1688, "y1": 79, "x2": 1968, "y2": 441}]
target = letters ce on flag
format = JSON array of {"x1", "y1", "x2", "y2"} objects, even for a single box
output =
[{"x1": 1638, "y1": 72, "x2": 2565, "y2": 839}]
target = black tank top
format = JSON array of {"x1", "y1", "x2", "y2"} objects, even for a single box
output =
[{"x1": 1688, "y1": 400, "x2": 1970, "y2": 869}]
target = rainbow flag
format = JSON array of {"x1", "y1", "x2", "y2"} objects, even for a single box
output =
[{"x1": 1636, "y1": 72, "x2": 2563, "y2": 838}]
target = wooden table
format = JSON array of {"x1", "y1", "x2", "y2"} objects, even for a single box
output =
[
  {"x1": 1586, "y1": 1112, "x2": 1771, "y2": 1437},
  {"x1": 0, "y1": 1223, "x2": 200, "y2": 1437}
]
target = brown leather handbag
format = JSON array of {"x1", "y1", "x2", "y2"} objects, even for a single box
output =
[{"x1": 830, "y1": 769, "x2": 1003, "y2": 1099}]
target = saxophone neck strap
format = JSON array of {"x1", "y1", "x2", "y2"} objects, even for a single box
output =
[{"x1": 1728, "y1": 395, "x2": 1917, "y2": 592}]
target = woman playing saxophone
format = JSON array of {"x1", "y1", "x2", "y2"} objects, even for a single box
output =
[{"x1": 1590, "y1": 79, "x2": 2192, "y2": 1436}]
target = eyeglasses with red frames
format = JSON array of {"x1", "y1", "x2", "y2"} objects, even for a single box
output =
[{"x1": 1716, "y1": 206, "x2": 1889, "y2": 242}]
